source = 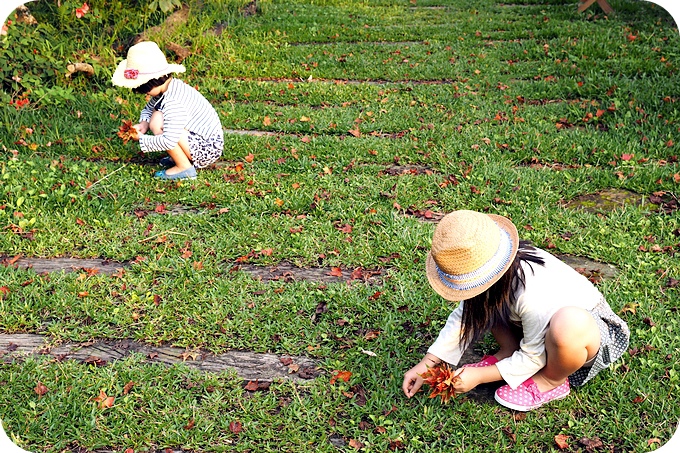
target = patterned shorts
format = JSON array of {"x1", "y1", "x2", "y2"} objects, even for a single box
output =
[
  {"x1": 568, "y1": 297, "x2": 630, "y2": 387},
  {"x1": 187, "y1": 132, "x2": 223, "y2": 169}
]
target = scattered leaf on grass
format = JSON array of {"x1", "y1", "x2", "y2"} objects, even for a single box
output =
[
  {"x1": 184, "y1": 419, "x2": 195, "y2": 430},
  {"x1": 34, "y1": 382, "x2": 48, "y2": 396},
  {"x1": 92, "y1": 389, "x2": 115, "y2": 409},
  {"x1": 229, "y1": 420, "x2": 243, "y2": 434},
  {"x1": 349, "y1": 439, "x2": 364, "y2": 449},
  {"x1": 330, "y1": 370, "x2": 352, "y2": 384},
  {"x1": 123, "y1": 381, "x2": 135, "y2": 395},
  {"x1": 328, "y1": 267, "x2": 343, "y2": 277},
  {"x1": 554, "y1": 434, "x2": 569, "y2": 449}
]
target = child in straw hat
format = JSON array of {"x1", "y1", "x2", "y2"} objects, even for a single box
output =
[
  {"x1": 402, "y1": 210, "x2": 629, "y2": 411},
  {"x1": 112, "y1": 41, "x2": 223, "y2": 180}
]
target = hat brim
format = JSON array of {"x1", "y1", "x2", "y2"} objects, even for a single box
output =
[
  {"x1": 111, "y1": 60, "x2": 186, "y2": 89},
  {"x1": 425, "y1": 213, "x2": 519, "y2": 301}
]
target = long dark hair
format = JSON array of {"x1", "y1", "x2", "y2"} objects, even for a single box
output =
[
  {"x1": 133, "y1": 74, "x2": 171, "y2": 95},
  {"x1": 459, "y1": 241, "x2": 544, "y2": 348}
]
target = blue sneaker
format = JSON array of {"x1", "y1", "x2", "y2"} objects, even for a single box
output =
[
  {"x1": 155, "y1": 166, "x2": 197, "y2": 180},
  {"x1": 159, "y1": 156, "x2": 175, "y2": 168}
]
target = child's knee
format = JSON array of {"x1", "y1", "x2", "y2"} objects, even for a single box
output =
[
  {"x1": 548, "y1": 307, "x2": 599, "y2": 346},
  {"x1": 149, "y1": 111, "x2": 164, "y2": 135}
]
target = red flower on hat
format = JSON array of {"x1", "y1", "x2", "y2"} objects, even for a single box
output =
[{"x1": 124, "y1": 69, "x2": 139, "y2": 80}]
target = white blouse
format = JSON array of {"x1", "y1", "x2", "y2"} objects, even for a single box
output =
[{"x1": 427, "y1": 247, "x2": 603, "y2": 389}]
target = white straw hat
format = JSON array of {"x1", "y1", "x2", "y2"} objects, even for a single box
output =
[
  {"x1": 111, "y1": 41, "x2": 185, "y2": 89},
  {"x1": 425, "y1": 210, "x2": 519, "y2": 301}
]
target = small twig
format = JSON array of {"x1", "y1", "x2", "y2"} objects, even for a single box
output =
[{"x1": 82, "y1": 164, "x2": 129, "y2": 193}]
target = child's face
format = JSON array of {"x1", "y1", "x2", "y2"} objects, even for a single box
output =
[{"x1": 147, "y1": 85, "x2": 164, "y2": 96}]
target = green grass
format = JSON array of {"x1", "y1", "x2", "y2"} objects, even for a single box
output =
[{"x1": 1, "y1": 0, "x2": 679, "y2": 451}]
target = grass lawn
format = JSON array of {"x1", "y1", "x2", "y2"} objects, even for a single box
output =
[{"x1": 0, "y1": 0, "x2": 679, "y2": 451}]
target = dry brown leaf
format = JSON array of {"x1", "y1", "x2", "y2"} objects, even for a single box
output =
[{"x1": 420, "y1": 364, "x2": 462, "y2": 404}]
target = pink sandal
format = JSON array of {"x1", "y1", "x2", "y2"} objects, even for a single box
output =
[
  {"x1": 494, "y1": 377, "x2": 570, "y2": 411},
  {"x1": 462, "y1": 354, "x2": 499, "y2": 368}
]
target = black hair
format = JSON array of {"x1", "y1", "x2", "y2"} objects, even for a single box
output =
[
  {"x1": 459, "y1": 240, "x2": 545, "y2": 348},
  {"x1": 132, "y1": 74, "x2": 171, "y2": 95}
]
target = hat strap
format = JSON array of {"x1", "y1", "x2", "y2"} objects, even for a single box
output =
[{"x1": 436, "y1": 226, "x2": 513, "y2": 292}]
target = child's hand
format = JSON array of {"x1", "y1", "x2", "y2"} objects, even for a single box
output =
[
  {"x1": 402, "y1": 353, "x2": 441, "y2": 398},
  {"x1": 133, "y1": 122, "x2": 148, "y2": 136},
  {"x1": 450, "y1": 368, "x2": 481, "y2": 393}
]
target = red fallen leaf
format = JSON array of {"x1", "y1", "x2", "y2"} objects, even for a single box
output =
[
  {"x1": 245, "y1": 153, "x2": 254, "y2": 163},
  {"x1": 290, "y1": 226, "x2": 303, "y2": 234},
  {"x1": 184, "y1": 418, "x2": 195, "y2": 430},
  {"x1": 648, "y1": 438, "x2": 661, "y2": 446},
  {"x1": 336, "y1": 224, "x2": 353, "y2": 234},
  {"x1": 263, "y1": 116, "x2": 272, "y2": 126},
  {"x1": 260, "y1": 248, "x2": 273, "y2": 256},
  {"x1": 0, "y1": 286, "x2": 9, "y2": 298},
  {"x1": 123, "y1": 381, "x2": 135, "y2": 395},
  {"x1": 554, "y1": 434, "x2": 569, "y2": 449},
  {"x1": 229, "y1": 420, "x2": 243, "y2": 434},
  {"x1": 330, "y1": 370, "x2": 352, "y2": 385},
  {"x1": 595, "y1": 109, "x2": 606, "y2": 117},
  {"x1": 621, "y1": 153, "x2": 634, "y2": 161},
  {"x1": 368, "y1": 291, "x2": 382, "y2": 301},
  {"x1": 348, "y1": 127, "x2": 361, "y2": 137},
  {"x1": 627, "y1": 34, "x2": 637, "y2": 41},
  {"x1": 34, "y1": 382, "x2": 48, "y2": 396},
  {"x1": 643, "y1": 317, "x2": 656, "y2": 327},
  {"x1": 389, "y1": 440, "x2": 405, "y2": 450},
  {"x1": 674, "y1": 173, "x2": 680, "y2": 184},
  {"x1": 328, "y1": 267, "x2": 343, "y2": 277},
  {"x1": 280, "y1": 357, "x2": 293, "y2": 366},
  {"x1": 181, "y1": 250, "x2": 193, "y2": 259},
  {"x1": 93, "y1": 389, "x2": 115, "y2": 408},
  {"x1": 420, "y1": 364, "x2": 462, "y2": 404},
  {"x1": 125, "y1": 448, "x2": 134, "y2": 453},
  {"x1": 76, "y1": 218, "x2": 86, "y2": 226},
  {"x1": 350, "y1": 268, "x2": 364, "y2": 280},
  {"x1": 78, "y1": 291, "x2": 89, "y2": 297},
  {"x1": 364, "y1": 330, "x2": 381, "y2": 341},
  {"x1": 244, "y1": 380, "x2": 259, "y2": 391},
  {"x1": 632, "y1": 395, "x2": 644, "y2": 403},
  {"x1": 117, "y1": 120, "x2": 139, "y2": 144},
  {"x1": 301, "y1": 136, "x2": 311, "y2": 143},
  {"x1": 154, "y1": 204, "x2": 167, "y2": 214},
  {"x1": 349, "y1": 439, "x2": 364, "y2": 449}
]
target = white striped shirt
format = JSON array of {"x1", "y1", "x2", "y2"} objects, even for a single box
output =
[{"x1": 138, "y1": 78, "x2": 223, "y2": 153}]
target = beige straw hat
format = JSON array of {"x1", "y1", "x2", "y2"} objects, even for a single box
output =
[
  {"x1": 425, "y1": 210, "x2": 519, "y2": 301},
  {"x1": 111, "y1": 41, "x2": 185, "y2": 89}
]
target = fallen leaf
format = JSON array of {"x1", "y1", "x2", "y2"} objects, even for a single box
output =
[
  {"x1": 93, "y1": 389, "x2": 115, "y2": 409},
  {"x1": 245, "y1": 153, "x2": 254, "y2": 163},
  {"x1": 328, "y1": 267, "x2": 343, "y2": 277},
  {"x1": 184, "y1": 419, "x2": 195, "y2": 430},
  {"x1": 229, "y1": 420, "x2": 243, "y2": 434},
  {"x1": 263, "y1": 116, "x2": 272, "y2": 126},
  {"x1": 244, "y1": 380, "x2": 260, "y2": 391},
  {"x1": 330, "y1": 370, "x2": 352, "y2": 385},
  {"x1": 117, "y1": 120, "x2": 139, "y2": 144},
  {"x1": 361, "y1": 349, "x2": 377, "y2": 357},
  {"x1": 123, "y1": 381, "x2": 135, "y2": 395},
  {"x1": 349, "y1": 439, "x2": 364, "y2": 449},
  {"x1": 34, "y1": 382, "x2": 48, "y2": 396},
  {"x1": 348, "y1": 127, "x2": 361, "y2": 137},
  {"x1": 554, "y1": 434, "x2": 569, "y2": 450},
  {"x1": 364, "y1": 330, "x2": 381, "y2": 341}
]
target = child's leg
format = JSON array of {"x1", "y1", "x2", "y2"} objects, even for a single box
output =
[
  {"x1": 149, "y1": 111, "x2": 194, "y2": 175},
  {"x1": 533, "y1": 307, "x2": 600, "y2": 391},
  {"x1": 490, "y1": 323, "x2": 522, "y2": 360}
]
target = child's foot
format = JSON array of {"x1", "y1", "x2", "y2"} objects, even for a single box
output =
[
  {"x1": 462, "y1": 355, "x2": 499, "y2": 368},
  {"x1": 159, "y1": 156, "x2": 175, "y2": 168},
  {"x1": 494, "y1": 377, "x2": 570, "y2": 411},
  {"x1": 155, "y1": 166, "x2": 196, "y2": 180}
]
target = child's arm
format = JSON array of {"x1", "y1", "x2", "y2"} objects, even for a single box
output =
[
  {"x1": 402, "y1": 353, "x2": 441, "y2": 398},
  {"x1": 133, "y1": 120, "x2": 149, "y2": 135}
]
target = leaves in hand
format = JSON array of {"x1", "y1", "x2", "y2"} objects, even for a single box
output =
[{"x1": 420, "y1": 363, "x2": 462, "y2": 404}]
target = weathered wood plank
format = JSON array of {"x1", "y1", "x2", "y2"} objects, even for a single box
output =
[
  {"x1": 0, "y1": 334, "x2": 319, "y2": 382},
  {"x1": 0, "y1": 256, "x2": 128, "y2": 275}
]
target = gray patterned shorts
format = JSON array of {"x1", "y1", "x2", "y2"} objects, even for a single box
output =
[
  {"x1": 568, "y1": 297, "x2": 630, "y2": 387},
  {"x1": 187, "y1": 132, "x2": 223, "y2": 168}
]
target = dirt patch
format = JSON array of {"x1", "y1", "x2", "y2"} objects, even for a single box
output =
[
  {"x1": 0, "y1": 333, "x2": 318, "y2": 382},
  {"x1": 562, "y1": 188, "x2": 650, "y2": 214}
]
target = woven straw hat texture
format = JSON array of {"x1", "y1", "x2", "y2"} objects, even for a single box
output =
[{"x1": 426, "y1": 210, "x2": 519, "y2": 301}]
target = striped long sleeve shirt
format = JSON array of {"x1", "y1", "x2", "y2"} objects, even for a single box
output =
[{"x1": 138, "y1": 78, "x2": 223, "y2": 153}]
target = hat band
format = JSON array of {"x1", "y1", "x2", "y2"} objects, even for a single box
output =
[
  {"x1": 436, "y1": 226, "x2": 512, "y2": 292},
  {"x1": 124, "y1": 65, "x2": 171, "y2": 80}
]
